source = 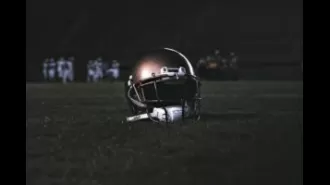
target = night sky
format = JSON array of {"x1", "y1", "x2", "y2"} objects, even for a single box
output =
[{"x1": 26, "y1": 0, "x2": 303, "y2": 81}]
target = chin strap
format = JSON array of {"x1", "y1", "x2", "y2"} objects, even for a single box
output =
[
  {"x1": 125, "y1": 106, "x2": 190, "y2": 124},
  {"x1": 125, "y1": 113, "x2": 149, "y2": 122}
]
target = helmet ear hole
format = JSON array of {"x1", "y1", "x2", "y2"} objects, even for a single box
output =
[
  {"x1": 178, "y1": 67, "x2": 186, "y2": 74},
  {"x1": 161, "y1": 67, "x2": 168, "y2": 74}
]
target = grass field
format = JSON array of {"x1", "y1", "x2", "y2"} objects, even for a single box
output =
[{"x1": 26, "y1": 81, "x2": 303, "y2": 185}]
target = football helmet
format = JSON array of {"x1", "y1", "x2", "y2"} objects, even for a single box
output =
[{"x1": 124, "y1": 48, "x2": 201, "y2": 124}]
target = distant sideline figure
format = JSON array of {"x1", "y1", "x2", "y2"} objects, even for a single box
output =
[
  {"x1": 107, "y1": 60, "x2": 120, "y2": 80},
  {"x1": 57, "y1": 57, "x2": 65, "y2": 81},
  {"x1": 42, "y1": 58, "x2": 49, "y2": 81},
  {"x1": 87, "y1": 60, "x2": 97, "y2": 83},
  {"x1": 62, "y1": 59, "x2": 71, "y2": 84},
  {"x1": 95, "y1": 57, "x2": 104, "y2": 81},
  {"x1": 67, "y1": 56, "x2": 75, "y2": 82},
  {"x1": 48, "y1": 58, "x2": 56, "y2": 82}
]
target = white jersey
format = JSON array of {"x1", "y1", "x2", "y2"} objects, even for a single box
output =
[
  {"x1": 57, "y1": 60, "x2": 65, "y2": 77},
  {"x1": 87, "y1": 62, "x2": 96, "y2": 82},
  {"x1": 61, "y1": 61, "x2": 71, "y2": 83},
  {"x1": 96, "y1": 61, "x2": 103, "y2": 79},
  {"x1": 95, "y1": 61, "x2": 102, "y2": 69},
  {"x1": 57, "y1": 60, "x2": 63, "y2": 70},
  {"x1": 48, "y1": 61, "x2": 56, "y2": 70},
  {"x1": 112, "y1": 62, "x2": 120, "y2": 68},
  {"x1": 107, "y1": 61, "x2": 120, "y2": 79},
  {"x1": 42, "y1": 61, "x2": 48, "y2": 80},
  {"x1": 62, "y1": 60, "x2": 70, "y2": 71},
  {"x1": 68, "y1": 61, "x2": 74, "y2": 81},
  {"x1": 48, "y1": 61, "x2": 56, "y2": 79},
  {"x1": 68, "y1": 61, "x2": 73, "y2": 71}
]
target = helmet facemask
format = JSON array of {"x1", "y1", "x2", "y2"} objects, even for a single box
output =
[{"x1": 126, "y1": 67, "x2": 201, "y2": 124}]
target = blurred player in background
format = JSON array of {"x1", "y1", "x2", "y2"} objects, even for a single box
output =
[
  {"x1": 87, "y1": 60, "x2": 96, "y2": 82},
  {"x1": 95, "y1": 57, "x2": 104, "y2": 81},
  {"x1": 68, "y1": 56, "x2": 75, "y2": 82},
  {"x1": 221, "y1": 57, "x2": 228, "y2": 69},
  {"x1": 106, "y1": 60, "x2": 120, "y2": 81},
  {"x1": 62, "y1": 58, "x2": 71, "y2": 84},
  {"x1": 57, "y1": 57, "x2": 65, "y2": 81},
  {"x1": 48, "y1": 58, "x2": 56, "y2": 82},
  {"x1": 42, "y1": 58, "x2": 49, "y2": 81},
  {"x1": 228, "y1": 52, "x2": 239, "y2": 80},
  {"x1": 92, "y1": 60, "x2": 100, "y2": 82},
  {"x1": 214, "y1": 49, "x2": 222, "y2": 62}
]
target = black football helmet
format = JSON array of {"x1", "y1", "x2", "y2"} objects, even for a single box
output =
[{"x1": 124, "y1": 48, "x2": 201, "y2": 124}]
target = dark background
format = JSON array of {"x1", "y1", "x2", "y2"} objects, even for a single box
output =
[
  {"x1": 26, "y1": 2, "x2": 303, "y2": 184},
  {"x1": 26, "y1": 0, "x2": 303, "y2": 82}
]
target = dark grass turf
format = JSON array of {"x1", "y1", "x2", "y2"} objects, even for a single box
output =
[{"x1": 26, "y1": 81, "x2": 303, "y2": 185}]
